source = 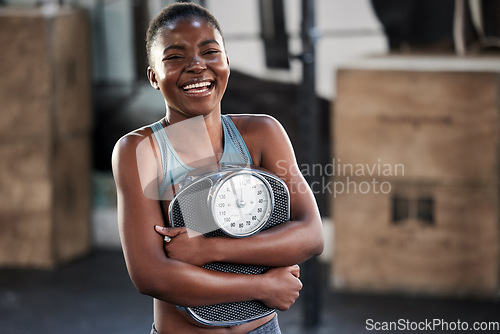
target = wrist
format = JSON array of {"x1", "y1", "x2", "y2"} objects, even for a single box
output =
[
  {"x1": 209, "y1": 236, "x2": 227, "y2": 263},
  {"x1": 251, "y1": 273, "x2": 268, "y2": 301}
]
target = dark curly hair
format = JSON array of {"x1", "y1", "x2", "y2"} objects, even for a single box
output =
[{"x1": 146, "y1": 2, "x2": 224, "y2": 68}]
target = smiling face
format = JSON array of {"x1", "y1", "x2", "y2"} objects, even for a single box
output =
[{"x1": 147, "y1": 17, "x2": 230, "y2": 121}]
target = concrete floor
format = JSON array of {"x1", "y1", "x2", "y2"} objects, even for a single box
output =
[{"x1": 1, "y1": 250, "x2": 499, "y2": 334}]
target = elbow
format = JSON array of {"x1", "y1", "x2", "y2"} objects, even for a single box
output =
[
  {"x1": 132, "y1": 276, "x2": 154, "y2": 296},
  {"x1": 311, "y1": 238, "x2": 324, "y2": 257},
  {"x1": 136, "y1": 282, "x2": 156, "y2": 297},
  {"x1": 304, "y1": 235, "x2": 324, "y2": 259},
  {"x1": 130, "y1": 271, "x2": 166, "y2": 298},
  {"x1": 297, "y1": 240, "x2": 323, "y2": 265},
  {"x1": 291, "y1": 215, "x2": 325, "y2": 263},
  {"x1": 129, "y1": 263, "x2": 194, "y2": 305},
  {"x1": 307, "y1": 221, "x2": 325, "y2": 258}
]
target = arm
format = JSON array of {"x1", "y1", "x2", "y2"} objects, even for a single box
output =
[
  {"x1": 112, "y1": 130, "x2": 301, "y2": 309},
  {"x1": 157, "y1": 115, "x2": 324, "y2": 267}
]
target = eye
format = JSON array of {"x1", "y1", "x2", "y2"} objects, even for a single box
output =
[
  {"x1": 203, "y1": 49, "x2": 220, "y2": 56},
  {"x1": 164, "y1": 54, "x2": 184, "y2": 61}
]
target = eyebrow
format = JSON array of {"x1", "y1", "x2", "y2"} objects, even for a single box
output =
[
  {"x1": 163, "y1": 39, "x2": 220, "y2": 54},
  {"x1": 199, "y1": 39, "x2": 219, "y2": 47}
]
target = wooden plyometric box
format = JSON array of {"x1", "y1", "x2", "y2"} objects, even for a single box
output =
[
  {"x1": 0, "y1": 8, "x2": 92, "y2": 268},
  {"x1": 0, "y1": 7, "x2": 92, "y2": 138},
  {"x1": 332, "y1": 56, "x2": 500, "y2": 297},
  {"x1": 333, "y1": 180, "x2": 498, "y2": 296}
]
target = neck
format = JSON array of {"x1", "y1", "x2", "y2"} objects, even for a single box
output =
[{"x1": 163, "y1": 110, "x2": 224, "y2": 164}]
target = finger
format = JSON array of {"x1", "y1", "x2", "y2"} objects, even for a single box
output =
[
  {"x1": 296, "y1": 277, "x2": 303, "y2": 289},
  {"x1": 154, "y1": 225, "x2": 169, "y2": 235},
  {"x1": 290, "y1": 264, "x2": 300, "y2": 278},
  {"x1": 154, "y1": 225, "x2": 187, "y2": 237}
]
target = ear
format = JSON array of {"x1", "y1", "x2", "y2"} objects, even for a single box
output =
[{"x1": 147, "y1": 66, "x2": 160, "y2": 90}]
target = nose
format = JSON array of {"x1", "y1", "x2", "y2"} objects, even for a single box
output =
[{"x1": 186, "y1": 56, "x2": 207, "y2": 73}]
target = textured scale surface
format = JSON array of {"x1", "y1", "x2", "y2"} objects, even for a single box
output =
[{"x1": 169, "y1": 171, "x2": 290, "y2": 325}]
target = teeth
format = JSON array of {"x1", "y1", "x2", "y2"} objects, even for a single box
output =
[{"x1": 183, "y1": 82, "x2": 211, "y2": 90}]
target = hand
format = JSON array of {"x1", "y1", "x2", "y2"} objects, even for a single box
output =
[
  {"x1": 154, "y1": 226, "x2": 211, "y2": 266},
  {"x1": 260, "y1": 265, "x2": 302, "y2": 311}
]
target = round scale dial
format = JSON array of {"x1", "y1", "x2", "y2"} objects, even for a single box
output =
[{"x1": 211, "y1": 172, "x2": 273, "y2": 237}]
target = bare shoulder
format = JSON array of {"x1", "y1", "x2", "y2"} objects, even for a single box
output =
[
  {"x1": 111, "y1": 125, "x2": 157, "y2": 187},
  {"x1": 227, "y1": 114, "x2": 285, "y2": 137},
  {"x1": 227, "y1": 114, "x2": 293, "y2": 170},
  {"x1": 112, "y1": 127, "x2": 149, "y2": 162}
]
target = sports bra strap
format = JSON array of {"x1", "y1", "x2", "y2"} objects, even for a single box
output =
[
  {"x1": 150, "y1": 121, "x2": 171, "y2": 191},
  {"x1": 221, "y1": 115, "x2": 252, "y2": 164}
]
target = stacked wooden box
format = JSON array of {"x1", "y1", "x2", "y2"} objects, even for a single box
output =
[
  {"x1": 332, "y1": 56, "x2": 500, "y2": 297},
  {"x1": 0, "y1": 7, "x2": 92, "y2": 268}
]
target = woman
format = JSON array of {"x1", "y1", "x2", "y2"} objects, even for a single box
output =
[{"x1": 112, "y1": 3, "x2": 323, "y2": 333}]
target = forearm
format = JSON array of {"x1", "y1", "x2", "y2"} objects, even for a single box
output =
[
  {"x1": 210, "y1": 217, "x2": 324, "y2": 267},
  {"x1": 132, "y1": 255, "x2": 265, "y2": 307}
]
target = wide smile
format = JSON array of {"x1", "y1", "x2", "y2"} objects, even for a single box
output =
[{"x1": 180, "y1": 81, "x2": 215, "y2": 97}]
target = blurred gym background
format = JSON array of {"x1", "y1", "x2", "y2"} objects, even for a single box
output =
[{"x1": 1, "y1": 0, "x2": 500, "y2": 333}]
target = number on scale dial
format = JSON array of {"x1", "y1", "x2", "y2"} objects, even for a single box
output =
[{"x1": 212, "y1": 172, "x2": 273, "y2": 237}]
